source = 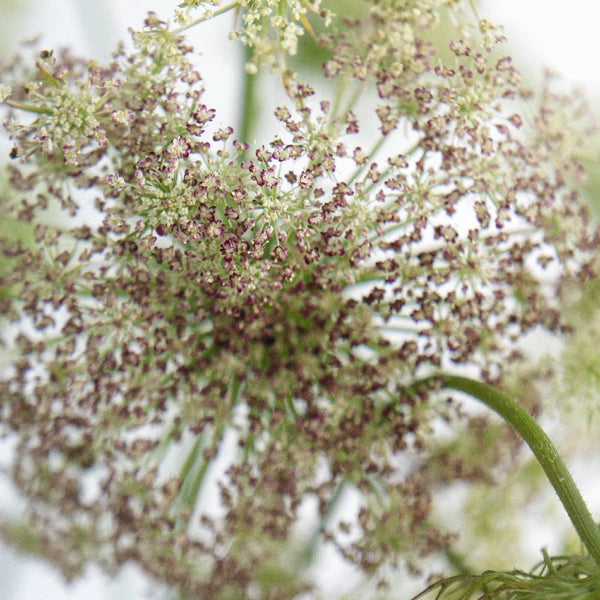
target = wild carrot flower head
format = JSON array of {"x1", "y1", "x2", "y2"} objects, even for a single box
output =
[{"x1": 0, "y1": 3, "x2": 598, "y2": 597}]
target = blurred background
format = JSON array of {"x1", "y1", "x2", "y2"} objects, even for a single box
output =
[{"x1": 1, "y1": 0, "x2": 599, "y2": 598}]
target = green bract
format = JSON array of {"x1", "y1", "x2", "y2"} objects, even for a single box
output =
[{"x1": 414, "y1": 552, "x2": 600, "y2": 600}]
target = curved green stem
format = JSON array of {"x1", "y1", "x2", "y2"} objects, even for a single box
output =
[{"x1": 413, "y1": 374, "x2": 600, "y2": 566}]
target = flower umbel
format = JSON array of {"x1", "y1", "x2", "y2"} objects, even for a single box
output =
[{"x1": 1, "y1": 2, "x2": 600, "y2": 598}]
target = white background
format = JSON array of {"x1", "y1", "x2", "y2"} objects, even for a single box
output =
[{"x1": 1, "y1": 1, "x2": 600, "y2": 598}]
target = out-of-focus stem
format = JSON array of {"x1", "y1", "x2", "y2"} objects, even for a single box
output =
[{"x1": 237, "y1": 43, "x2": 259, "y2": 161}]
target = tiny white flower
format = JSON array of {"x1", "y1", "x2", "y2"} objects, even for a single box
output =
[{"x1": 0, "y1": 83, "x2": 12, "y2": 103}]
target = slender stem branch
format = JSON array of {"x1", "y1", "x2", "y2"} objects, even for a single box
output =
[
  {"x1": 412, "y1": 374, "x2": 600, "y2": 565},
  {"x1": 347, "y1": 134, "x2": 387, "y2": 186},
  {"x1": 174, "y1": 2, "x2": 239, "y2": 34}
]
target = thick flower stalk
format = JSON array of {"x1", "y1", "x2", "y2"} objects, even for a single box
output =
[
  {"x1": 1, "y1": 2, "x2": 599, "y2": 598},
  {"x1": 415, "y1": 375, "x2": 600, "y2": 564}
]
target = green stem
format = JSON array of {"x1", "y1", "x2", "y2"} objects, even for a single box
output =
[
  {"x1": 300, "y1": 479, "x2": 347, "y2": 565},
  {"x1": 414, "y1": 374, "x2": 600, "y2": 566},
  {"x1": 237, "y1": 43, "x2": 259, "y2": 160}
]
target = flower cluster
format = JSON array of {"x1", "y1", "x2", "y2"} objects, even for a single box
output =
[
  {"x1": 174, "y1": 0, "x2": 334, "y2": 72},
  {"x1": 3, "y1": 50, "x2": 109, "y2": 169},
  {"x1": 1, "y1": 3, "x2": 599, "y2": 599}
]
